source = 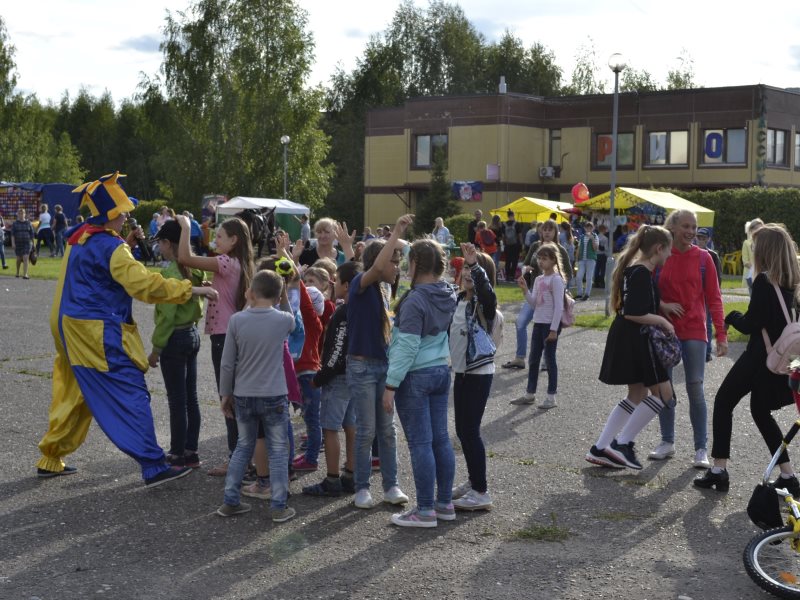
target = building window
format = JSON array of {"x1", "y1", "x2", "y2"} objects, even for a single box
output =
[
  {"x1": 646, "y1": 131, "x2": 688, "y2": 166},
  {"x1": 414, "y1": 134, "x2": 447, "y2": 168},
  {"x1": 702, "y1": 128, "x2": 747, "y2": 165},
  {"x1": 767, "y1": 129, "x2": 788, "y2": 166},
  {"x1": 550, "y1": 129, "x2": 561, "y2": 167},
  {"x1": 594, "y1": 132, "x2": 634, "y2": 169},
  {"x1": 795, "y1": 133, "x2": 800, "y2": 168}
]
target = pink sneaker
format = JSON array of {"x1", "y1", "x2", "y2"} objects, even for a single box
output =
[{"x1": 291, "y1": 456, "x2": 318, "y2": 472}]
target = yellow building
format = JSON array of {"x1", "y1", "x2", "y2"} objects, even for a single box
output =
[{"x1": 364, "y1": 85, "x2": 800, "y2": 227}]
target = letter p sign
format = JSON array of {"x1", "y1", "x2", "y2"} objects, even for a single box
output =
[{"x1": 597, "y1": 135, "x2": 613, "y2": 163}]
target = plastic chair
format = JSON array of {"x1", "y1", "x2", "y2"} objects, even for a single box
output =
[{"x1": 722, "y1": 250, "x2": 742, "y2": 275}]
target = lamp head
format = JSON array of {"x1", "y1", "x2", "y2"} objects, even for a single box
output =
[
  {"x1": 280, "y1": 135, "x2": 291, "y2": 145},
  {"x1": 608, "y1": 53, "x2": 627, "y2": 74}
]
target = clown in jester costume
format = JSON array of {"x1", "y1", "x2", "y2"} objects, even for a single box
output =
[{"x1": 35, "y1": 173, "x2": 218, "y2": 487}]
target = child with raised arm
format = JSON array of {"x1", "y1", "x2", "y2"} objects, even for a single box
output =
[{"x1": 217, "y1": 270, "x2": 296, "y2": 523}]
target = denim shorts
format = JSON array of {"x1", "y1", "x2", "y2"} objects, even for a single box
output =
[{"x1": 319, "y1": 374, "x2": 356, "y2": 431}]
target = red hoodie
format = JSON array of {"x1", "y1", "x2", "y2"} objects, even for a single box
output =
[
  {"x1": 295, "y1": 281, "x2": 322, "y2": 373},
  {"x1": 658, "y1": 245, "x2": 727, "y2": 343}
]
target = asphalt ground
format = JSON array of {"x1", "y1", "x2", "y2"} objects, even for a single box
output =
[{"x1": 0, "y1": 275, "x2": 790, "y2": 600}]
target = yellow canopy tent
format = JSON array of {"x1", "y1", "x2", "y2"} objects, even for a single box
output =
[
  {"x1": 489, "y1": 197, "x2": 572, "y2": 223},
  {"x1": 578, "y1": 187, "x2": 714, "y2": 227}
]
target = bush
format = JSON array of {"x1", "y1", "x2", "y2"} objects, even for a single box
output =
[
  {"x1": 444, "y1": 213, "x2": 474, "y2": 245},
  {"x1": 663, "y1": 188, "x2": 800, "y2": 254},
  {"x1": 130, "y1": 200, "x2": 165, "y2": 227}
]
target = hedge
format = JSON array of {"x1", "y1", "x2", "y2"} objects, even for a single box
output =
[
  {"x1": 444, "y1": 213, "x2": 474, "y2": 245},
  {"x1": 663, "y1": 187, "x2": 800, "y2": 254}
]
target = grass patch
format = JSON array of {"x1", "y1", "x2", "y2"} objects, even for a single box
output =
[
  {"x1": 512, "y1": 513, "x2": 570, "y2": 543},
  {"x1": 2, "y1": 256, "x2": 162, "y2": 281},
  {"x1": 517, "y1": 458, "x2": 536, "y2": 466},
  {"x1": 494, "y1": 284, "x2": 524, "y2": 304},
  {"x1": 574, "y1": 299, "x2": 751, "y2": 343},
  {"x1": 15, "y1": 368, "x2": 52, "y2": 379}
]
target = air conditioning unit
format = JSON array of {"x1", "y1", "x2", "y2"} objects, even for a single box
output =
[{"x1": 538, "y1": 166, "x2": 555, "y2": 179}]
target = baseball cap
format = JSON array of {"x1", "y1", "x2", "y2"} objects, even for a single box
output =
[
  {"x1": 154, "y1": 220, "x2": 182, "y2": 243},
  {"x1": 696, "y1": 227, "x2": 711, "y2": 237}
]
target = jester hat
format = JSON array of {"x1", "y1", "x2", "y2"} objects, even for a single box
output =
[{"x1": 73, "y1": 172, "x2": 137, "y2": 224}]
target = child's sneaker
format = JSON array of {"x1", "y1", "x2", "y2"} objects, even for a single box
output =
[
  {"x1": 241, "y1": 481, "x2": 271, "y2": 500},
  {"x1": 216, "y1": 502, "x2": 251, "y2": 517},
  {"x1": 435, "y1": 502, "x2": 456, "y2": 521},
  {"x1": 144, "y1": 466, "x2": 192, "y2": 488},
  {"x1": 271, "y1": 506, "x2": 296, "y2": 523},
  {"x1": 585, "y1": 445, "x2": 625, "y2": 468},
  {"x1": 539, "y1": 394, "x2": 557, "y2": 409},
  {"x1": 354, "y1": 489, "x2": 374, "y2": 509},
  {"x1": 184, "y1": 453, "x2": 201, "y2": 469},
  {"x1": 510, "y1": 393, "x2": 536, "y2": 406},
  {"x1": 391, "y1": 507, "x2": 437, "y2": 528},
  {"x1": 452, "y1": 480, "x2": 472, "y2": 500},
  {"x1": 384, "y1": 486, "x2": 409, "y2": 505},
  {"x1": 609, "y1": 439, "x2": 643, "y2": 470},
  {"x1": 302, "y1": 477, "x2": 342, "y2": 497},
  {"x1": 291, "y1": 456, "x2": 318, "y2": 472},
  {"x1": 453, "y1": 489, "x2": 493, "y2": 511}
]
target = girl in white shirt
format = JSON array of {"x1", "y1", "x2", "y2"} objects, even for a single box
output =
[{"x1": 512, "y1": 243, "x2": 566, "y2": 409}]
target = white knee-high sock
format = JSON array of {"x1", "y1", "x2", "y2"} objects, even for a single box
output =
[
  {"x1": 595, "y1": 398, "x2": 635, "y2": 449},
  {"x1": 616, "y1": 395, "x2": 664, "y2": 445}
]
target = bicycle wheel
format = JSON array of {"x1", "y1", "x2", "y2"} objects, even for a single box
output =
[{"x1": 744, "y1": 525, "x2": 800, "y2": 599}]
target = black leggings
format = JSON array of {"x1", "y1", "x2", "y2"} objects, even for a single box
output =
[
  {"x1": 711, "y1": 351, "x2": 789, "y2": 464},
  {"x1": 210, "y1": 333, "x2": 238, "y2": 454}
]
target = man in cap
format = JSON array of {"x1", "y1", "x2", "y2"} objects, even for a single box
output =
[
  {"x1": 35, "y1": 172, "x2": 218, "y2": 487},
  {"x1": 467, "y1": 209, "x2": 482, "y2": 245}
]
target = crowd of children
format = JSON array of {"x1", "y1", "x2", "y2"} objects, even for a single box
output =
[{"x1": 35, "y1": 176, "x2": 800, "y2": 530}]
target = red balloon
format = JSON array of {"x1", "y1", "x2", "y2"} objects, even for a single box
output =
[{"x1": 572, "y1": 182, "x2": 589, "y2": 203}]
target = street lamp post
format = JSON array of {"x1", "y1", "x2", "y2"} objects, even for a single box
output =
[
  {"x1": 604, "y1": 53, "x2": 627, "y2": 317},
  {"x1": 280, "y1": 135, "x2": 290, "y2": 199}
]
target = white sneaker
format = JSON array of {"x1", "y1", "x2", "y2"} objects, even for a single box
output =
[
  {"x1": 383, "y1": 486, "x2": 409, "y2": 505},
  {"x1": 453, "y1": 489, "x2": 493, "y2": 511},
  {"x1": 648, "y1": 442, "x2": 675, "y2": 460},
  {"x1": 452, "y1": 480, "x2": 472, "y2": 500},
  {"x1": 693, "y1": 449, "x2": 711, "y2": 469},
  {"x1": 354, "y1": 489, "x2": 374, "y2": 509},
  {"x1": 539, "y1": 394, "x2": 557, "y2": 409}
]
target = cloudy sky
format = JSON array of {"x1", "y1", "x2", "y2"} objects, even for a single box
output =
[{"x1": 2, "y1": 0, "x2": 800, "y2": 104}]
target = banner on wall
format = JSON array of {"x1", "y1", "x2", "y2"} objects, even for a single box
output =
[{"x1": 451, "y1": 181, "x2": 483, "y2": 202}]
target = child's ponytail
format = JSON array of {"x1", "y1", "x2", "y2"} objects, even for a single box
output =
[
  {"x1": 611, "y1": 225, "x2": 671, "y2": 313},
  {"x1": 219, "y1": 217, "x2": 254, "y2": 311}
]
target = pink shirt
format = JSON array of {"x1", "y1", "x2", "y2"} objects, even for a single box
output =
[
  {"x1": 204, "y1": 254, "x2": 242, "y2": 335},
  {"x1": 524, "y1": 273, "x2": 565, "y2": 331}
]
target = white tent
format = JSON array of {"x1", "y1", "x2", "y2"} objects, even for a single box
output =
[{"x1": 216, "y1": 196, "x2": 309, "y2": 217}]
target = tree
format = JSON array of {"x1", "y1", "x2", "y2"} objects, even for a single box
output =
[
  {"x1": 619, "y1": 66, "x2": 658, "y2": 92},
  {"x1": 414, "y1": 148, "x2": 460, "y2": 236},
  {"x1": 0, "y1": 16, "x2": 16, "y2": 106},
  {"x1": 666, "y1": 50, "x2": 697, "y2": 90},
  {"x1": 563, "y1": 40, "x2": 606, "y2": 95},
  {"x1": 482, "y1": 32, "x2": 562, "y2": 96},
  {"x1": 159, "y1": 0, "x2": 332, "y2": 210}
]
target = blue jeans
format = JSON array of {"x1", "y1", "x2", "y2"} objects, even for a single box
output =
[
  {"x1": 346, "y1": 355, "x2": 399, "y2": 492},
  {"x1": 453, "y1": 372, "x2": 493, "y2": 493},
  {"x1": 527, "y1": 323, "x2": 559, "y2": 394},
  {"x1": 705, "y1": 308, "x2": 713, "y2": 358},
  {"x1": 224, "y1": 395, "x2": 290, "y2": 509},
  {"x1": 394, "y1": 366, "x2": 454, "y2": 510},
  {"x1": 54, "y1": 229, "x2": 65, "y2": 256},
  {"x1": 576, "y1": 259, "x2": 596, "y2": 297},
  {"x1": 514, "y1": 301, "x2": 535, "y2": 359},
  {"x1": 159, "y1": 326, "x2": 201, "y2": 456},
  {"x1": 657, "y1": 339, "x2": 707, "y2": 450},
  {"x1": 298, "y1": 374, "x2": 321, "y2": 464},
  {"x1": 0, "y1": 239, "x2": 5, "y2": 267}
]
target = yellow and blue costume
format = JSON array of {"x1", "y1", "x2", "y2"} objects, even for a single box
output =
[{"x1": 36, "y1": 173, "x2": 194, "y2": 481}]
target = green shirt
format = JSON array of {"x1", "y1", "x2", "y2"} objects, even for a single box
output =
[{"x1": 151, "y1": 262, "x2": 205, "y2": 352}]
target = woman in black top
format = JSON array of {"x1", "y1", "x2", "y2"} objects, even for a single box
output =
[{"x1": 695, "y1": 224, "x2": 800, "y2": 492}]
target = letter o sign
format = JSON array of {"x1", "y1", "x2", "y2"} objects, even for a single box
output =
[{"x1": 705, "y1": 132, "x2": 723, "y2": 159}]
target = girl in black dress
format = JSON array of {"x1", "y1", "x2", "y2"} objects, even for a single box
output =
[
  {"x1": 695, "y1": 223, "x2": 800, "y2": 492},
  {"x1": 585, "y1": 225, "x2": 676, "y2": 470}
]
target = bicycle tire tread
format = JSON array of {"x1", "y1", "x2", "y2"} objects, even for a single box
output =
[{"x1": 743, "y1": 525, "x2": 800, "y2": 600}]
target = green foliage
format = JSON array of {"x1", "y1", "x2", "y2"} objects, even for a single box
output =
[
  {"x1": 413, "y1": 148, "x2": 460, "y2": 236},
  {"x1": 160, "y1": 0, "x2": 332, "y2": 211},
  {"x1": 445, "y1": 213, "x2": 473, "y2": 245},
  {"x1": 666, "y1": 50, "x2": 697, "y2": 90},
  {"x1": 483, "y1": 34, "x2": 562, "y2": 96},
  {"x1": 563, "y1": 39, "x2": 606, "y2": 95},
  {"x1": 664, "y1": 187, "x2": 800, "y2": 254},
  {"x1": 620, "y1": 67, "x2": 659, "y2": 92},
  {"x1": 130, "y1": 199, "x2": 166, "y2": 226},
  {"x1": 0, "y1": 16, "x2": 16, "y2": 105}
]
